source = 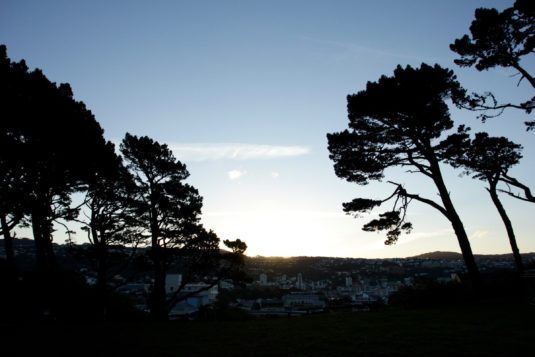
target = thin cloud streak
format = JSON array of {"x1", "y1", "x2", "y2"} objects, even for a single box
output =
[
  {"x1": 470, "y1": 230, "x2": 489, "y2": 240},
  {"x1": 170, "y1": 143, "x2": 310, "y2": 161},
  {"x1": 203, "y1": 211, "x2": 347, "y2": 218},
  {"x1": 298, "y1": 35, "x2": 438, "y2": 62}
]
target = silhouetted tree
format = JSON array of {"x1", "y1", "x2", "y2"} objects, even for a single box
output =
[
  {"x1": 0, "y1": 138, "x2": 26, "y2": 269},
  {"x1": 447, "y1": 132, "x2": 524, "y2": 271},
  {"x1": 77, "y1": 147, "x2": 143, "y2": 318},
  {"x1": 327, "y1": 64, "x2": 480, "y2": 286},
  {"x1": 450, "y1": 0, "x2": 535, "y2": 129},
  {"x1": 0, "y1": 44, "x2": 112, "y2": 272},
  {"x1": 0, "y1": 45, "x2": 29, "y2": 269},
  {"x1": 120, "y1": 134, "x2": 208, "y2": 319},
  {"x1": 120, "y1": 134, "x2": 247, "y2": 319}
]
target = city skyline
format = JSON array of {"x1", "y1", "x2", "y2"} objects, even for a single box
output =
[{"x1": 1, "y1": 0, "x2": 533, "y2": 258}]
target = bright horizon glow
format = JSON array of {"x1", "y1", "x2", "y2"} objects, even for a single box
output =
[{"x1": 2, "y1": 0, "x2": 534, "y2": 259}]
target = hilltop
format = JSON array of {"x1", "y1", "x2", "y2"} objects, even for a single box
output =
[
  {"x1": 410, "y1": 251, "x2": 535, "y2": 261},
  {"x1": 412, "y1": 251, "x2": 464, "y2": 260}
]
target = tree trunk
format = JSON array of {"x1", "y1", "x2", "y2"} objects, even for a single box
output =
[
  {"x1": 151, "y1": 258, "x2": 167, "y2": 320},
  {"x1": 31, "y1": 202, "x2": 57, "y2": 318},
  {"x1": 31, "y1": 202, "x2": 57, "y2": 271},
  {"x1": 428, "y1": 154, "x2": 480, "y2": 288},
  {"x1": 95, "y1": 228, "x2": 109, "y2": 320},
  {"x1": 44, "y1": 226, "x2": 57, "y2": 269},
  {"x1": 488, "y1": 183, "x2": 523, "y2": 272},
  {"x1": 447, "y1": 213, "x2": 480, "y2": 287},
  {"x1": 149, "y1": 188, "x2": 168, "y2": 320},
  {"x1": 32, "y1": 210, "x2": 47, "y2": 270},
  {"x1": 0, "y1": 213, "x2": 15, "y2": 268}
]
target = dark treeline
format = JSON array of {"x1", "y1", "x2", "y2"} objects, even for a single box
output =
[
  {"x1": 0, "y1": 44, "x2": 247, "y2": 321},
  {"x1": 328, "y1": 0, "x2": 534, "y2": 290}
]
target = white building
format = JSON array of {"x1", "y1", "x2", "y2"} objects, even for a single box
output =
[
  {"x1": 296, "y1": 273, "x2": 305, "y2": 290},
  {"x1": 345, "y1": 276, "x2": 353, "y2": 288},
  {"x1": 166, "y1": 274, "x2": 182, "y2": 294},
  {"x1": 166, "y1": 274, "x2": 219, "y2": 317},
  {"x1": 259, "y1": 273, "x2": 268, "y2": 285},
  {"x1": 282, "y1": 292, "x2": 325, "y2": 309}
]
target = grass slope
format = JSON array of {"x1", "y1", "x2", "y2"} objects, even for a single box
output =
[{"x1": 2, "y1": 302, "x2": 533, "y2": 356}]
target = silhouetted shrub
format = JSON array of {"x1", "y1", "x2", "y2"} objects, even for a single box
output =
[
  {"x1": 0, "y1": 262, "x2": 142, "y2": 322},
  {"x1": 479, "y1": 269, "x2": 525, "y2": 301},
  {"x1": 388, "y1": 277, "x2": 471, "y2": 309}
]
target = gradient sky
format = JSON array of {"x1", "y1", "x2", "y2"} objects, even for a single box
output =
[{"x1": 1, "y1": 0, "x2": 533, "y2": 258}]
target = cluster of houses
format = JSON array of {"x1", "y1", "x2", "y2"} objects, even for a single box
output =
[
  {"x1": 107, "y1": 255, "x2": 487, "y2": 318},
  {"x1": 3, "y1": 239, "x2": 530, "y2": 318},
  {"x1": 112, "y1": 270, "x2": 443, "y2": 318}
]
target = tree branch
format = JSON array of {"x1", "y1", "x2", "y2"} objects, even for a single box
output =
[
  {"x1": 499, "y1": 174, "x2": 535, "y2": 203},
  {"x1": 388, "y1": 181, "x2": 449, "y2": 217}
]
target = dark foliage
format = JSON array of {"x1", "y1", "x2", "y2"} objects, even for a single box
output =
[
  {"x1": 327, "y1": 63, "x2": 480, "y2": 285},
  {"x1": 450, "y1": 0, "x2": 535, "y2": 128},
  {"x1": 120, "y1": 134, "x2": 247, "y2": 320},
  {"x1": 388, "y1": 277, "x2": 473, "y2": 309},
  {"x1": 0, "y1": 260, "x2": 142, "y2": 322},
  {"x1": 447, "y1": 132, "x2": 525, "y2": 271},
  {"x1": 0, "y1": 44, "x2": 115, "y2": 271}
]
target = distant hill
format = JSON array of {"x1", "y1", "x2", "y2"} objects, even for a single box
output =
[
  {"x1": 411, "y1": 251, "x2": 464, "y2": 260},
  {"x1": 411, "y1": 251, "x2": 535, "y2": 261}
]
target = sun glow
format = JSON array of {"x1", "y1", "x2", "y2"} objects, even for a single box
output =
[{"x1": 203, "y1": 210, "x2": 365, "y2": 257}]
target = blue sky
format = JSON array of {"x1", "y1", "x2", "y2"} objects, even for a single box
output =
[{"x1": 2, "y1": 0, "x2": 534, "y2": 258}]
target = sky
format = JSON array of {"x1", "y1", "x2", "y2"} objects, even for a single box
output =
[{"x1": 1, "y1": 0, "x2": 534, "y2": 258}]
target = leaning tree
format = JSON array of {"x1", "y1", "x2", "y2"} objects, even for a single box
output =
[
  {"x1": 327, "y1": 64, "x2": 480, "y2": 286},
  {"x1": 450, "y1": 0, "x2": 534, "y2": 230},
  {"x1": 447, "y1": 132, "x2": 525, "y2": 272}
]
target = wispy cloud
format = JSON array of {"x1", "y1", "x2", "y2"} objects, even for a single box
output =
[
  {"x1": 470, "y1": 230, "x2": 489, "y2": 240},
  {"x1": 202, "y1": 211, "x2": 347, "y2": 218},
  {"x1": 228, "y1": 169, "x2": 247, "y2": 180},
  {"x1": 298, "y1": 36, "x2": 437, "y2": 62},
  {"x1": 270, "y1": 171, "x2": 280, "y2": 179},
  {"x1": 170, "y1": 143, "x2": 310, "y2": 161}
]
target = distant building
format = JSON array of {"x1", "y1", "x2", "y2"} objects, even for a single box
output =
[
  {"x1": 296, "y1": 273, "x2": 305, "y2": 290},
  {"x1": 259, "y1": 273, "x2": 268, "y2": 285},
  {"x1": 166, "y1": 274, "x2": 182, "y2": 294},
  {"x1": 168, "y1": 282, "x2": 218, "y2": 317},
  {"x1": 164, "y1": 274, "x2": 219, "y2": 317},
  {"x1": 219, "y1": 279, "x2": 235, "y2": 290},
  {"x1": 282, "y1": 292, "x2": 325, "y2": 310},
  {"x1": 345, "y1": 276, "x2": 353, "y2": 288}
]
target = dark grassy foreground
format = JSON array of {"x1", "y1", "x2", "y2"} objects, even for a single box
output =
[{"x1": 2, "y1": 302, "x2": 534, "y2": 356}]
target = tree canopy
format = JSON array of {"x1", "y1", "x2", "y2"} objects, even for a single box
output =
[
  {"x1": 446, "y1": 133, "x2": 524, "y2": 271},
  {"x1": 1, "y1": 43, "x2": 248, "y2": 320},
  {"x1": 0, "y1": 44, "x2": 115, "y2": 271},
  {"x1": 327, "y1": 63, "x2": 480, "y2": 285},
  {"x1": 450, "y1": 0, "x2": 535, "y2": 128},
  {"x1": 119, "y1": 133, "x2": 249, "y2": 320}
]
